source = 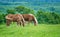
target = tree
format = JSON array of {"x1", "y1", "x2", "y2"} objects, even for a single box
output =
[
  {"x1": 7, "y1": 9, "x2": 16, "y2": 14},
  {"x1": 0, "y1": 13, "x2": 5, "y2": 23},
  {"x1": 15, "y1": 6, "x2": 35, "y2": 15},
  {"x1": 36, "y1": 10, "x2": 60, "y2": 24},
  {"x1": 36, "y1": 10, "x2": 46, "y2": 23}
]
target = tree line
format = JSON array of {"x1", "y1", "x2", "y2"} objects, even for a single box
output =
[{"x1": 0, "y1": 6, "x2": 60, "y2": 24}]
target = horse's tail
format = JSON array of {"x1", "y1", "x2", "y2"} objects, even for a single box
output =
[
  {"x1": 33, "y1": 16, "x2": 38, "y2": 26},
  {"x1": 5, "y1": 16, "x2": 9, "y2": 19},
  {"x1": 5, "y1": 16, "x2": 12, "y2": 20}
]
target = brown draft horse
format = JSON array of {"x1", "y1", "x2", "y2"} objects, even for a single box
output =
[
  {"x1": 22, "y1": 14, "x2": 38, "y2": 26},
  {"x1": 5, "y1": 14, "x2": 25, "y2": 27}
]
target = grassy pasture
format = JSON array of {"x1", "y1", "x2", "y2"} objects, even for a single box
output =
[{"x1": 0, "y1": 23, "x2": 60, "y2": 37}]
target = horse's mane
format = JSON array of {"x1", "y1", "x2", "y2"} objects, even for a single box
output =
[{"x1": 28, "y1": 14, "x2": 38, "y2": 25}]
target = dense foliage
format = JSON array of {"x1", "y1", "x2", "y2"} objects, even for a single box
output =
[
  {"x1": 0, "y1": 6, "x2": 60, "y2": 24},
  {"x1": 36, "y1": 11, "x2": 60, "y2": 24}
]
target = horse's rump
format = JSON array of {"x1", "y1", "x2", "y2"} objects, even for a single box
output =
[{"x1": 5, "y1": 14, "x2": 14, "y2": 20}]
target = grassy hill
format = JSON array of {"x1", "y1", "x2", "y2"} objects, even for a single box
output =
[{"x1": 0, "y1": 23, "x2": 60, "y2": 37}]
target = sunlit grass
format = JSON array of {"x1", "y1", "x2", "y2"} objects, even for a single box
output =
[{"x1": 0, "y1": 23, "x2": 60, "y2": 37}]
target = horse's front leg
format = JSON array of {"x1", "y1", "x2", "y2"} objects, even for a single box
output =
[
  {"x1": 19, "y1": 21, "x2": 22, "y2": 26},
  {"x1": 19, "y1": 22, "x2": 21, "y2": 26},
  {"x1": 22, "y1": 22, "x2": 24, "y2": 27},
  {"x1": 17, "y1": 20, "x2": 21, "y2": 26},
  {"x1": 22, "y1": 20, "x2": 25, "y2": 27},
  {"x1": 17, "y1": 21, "x2": 20, "y2": 26}
]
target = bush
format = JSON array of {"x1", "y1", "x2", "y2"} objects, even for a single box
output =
[{"x1": 36, "y1": 10, "x2": 60, "y2": 24}]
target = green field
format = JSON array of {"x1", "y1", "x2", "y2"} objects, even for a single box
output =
[{"x1": 0, "y1": 23, "x2": 60, "y2": 37}]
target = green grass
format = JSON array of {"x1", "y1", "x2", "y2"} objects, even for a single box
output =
[{"x1": 0, "y1": 23, "x2": 60, "y2": 37}]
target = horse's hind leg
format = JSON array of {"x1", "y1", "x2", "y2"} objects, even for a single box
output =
[{"x1": 6, "y1": 20, "x2": 11, "y2": 26}]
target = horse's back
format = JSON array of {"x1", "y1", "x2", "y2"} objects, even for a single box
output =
[
  {"x1": 22, "y1": 14, "x2": 34, "y2": 18},
  {"x1": 22, "y1": 14, "x2": 34, "y2": 21}
]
